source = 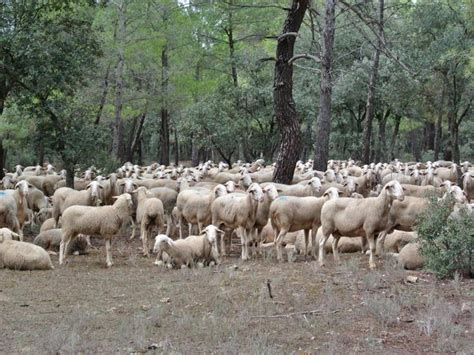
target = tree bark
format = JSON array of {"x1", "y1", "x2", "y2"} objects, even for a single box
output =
[
  {"x1": 362, "y1": 0, "x2": 384, "y2": 164},
  {"x1": 126, "y1": 111, "x2": 146, "y2": 163},
  {"x1": 0, "y1": 78, "x2": 9, "y2": 179},
  {"x1": 376, "y1": 109, "x2": 389, "y2": 162},
  {"x1": 160, "y1": 44, "x2": 170, "y2": 166},
  {"x1": 272, "y1": 0, "x2": 309, "y2": 184},
  {"x1": 390, "y1": 114, "x2": 401, "y2": 160},
  {"x1": 174, "y1": 126, "x2": 179, "y2": 166},
  {"x1": 95, "y1": 64, "x2": 111, "y2": 125},
  {"x1": 314, "y1": 0, "x2": 336, "y2": 171},
  {"x1": 111, "y1": 1, "x2": 126, "y2": 162},
  {"x1": 191, "y1": 135, "x2": 199, "y2": 166},
  {"x1": 225, "y1": 3, "x2": 238, "y2": 87},
  {"x1": 433, "y1": 86, "x2": 445, "y2": 160}
]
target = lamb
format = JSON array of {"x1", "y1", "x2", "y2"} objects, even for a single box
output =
[
  {"x1": 132, "y1": 187, "x2": 165, "y2": 256},
  {"x1": 397, "y1": 242, "x2": 424, "y2": 270},
  {"x1": 146, "y1": 187, "x2": 178, "y2": 235},
  {"x1": 34, "y1": 229, "x2": 87, "y2": 255},
  {"x1": 0, "y1": 238, "x2": 54, "y2": 270},
  {"x1": 211, "y1": 183, "x2": 264, "y2": 260},
  {"x1": 59, "y1": 193, "x2": 134, "y2": 267},
  {"x1": 319, "y1": 180, "x2": 405, "y2": 269},
  {"x1": 270, "y1": 187, "x2": 342, "y2": 262},
  {"x1": 52, "y1": 181, "x2": 104, "y2": 227},
  {"x1": 153, "y1": 225, "x2": 222, "y2": 268}
]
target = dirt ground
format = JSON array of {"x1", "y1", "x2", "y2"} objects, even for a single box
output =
[{"x1": 1, "y1": 232, "x2": 473, "y2": 354}]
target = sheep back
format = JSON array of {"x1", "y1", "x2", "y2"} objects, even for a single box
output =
[{"x1": 0, "y1": 240, "x2": 53, "y2": 270}]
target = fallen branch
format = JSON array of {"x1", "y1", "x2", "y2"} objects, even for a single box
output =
[{"x1": 251, "y1": 309, "x2": 339, "y2": 319}]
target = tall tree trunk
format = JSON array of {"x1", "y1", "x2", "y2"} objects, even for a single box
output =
[
  {"x1": 111, "y1": 1, "x2": 126, "y2": 162},
  {"x1": 362, "y1": 0, "x2": 384, "y2": 164},
  {"x1": 226, "y1": 5, "x2": 238, "y2": 87},
  {"x1": 0, "y1": 80, "x2": 9, "y2": 179},
  {"x1": 390, "y1": 114, "x2": 401, "y2": 160},
  {"x1": 314, "y1": 0, "x2": 336, "y2": 171},
  {"x1": 160, "y1": 41, "x2": 170, "y2": 165},
  {"x1": 95, "y1": 64, "x2": 111, "y2": 125},
  {"x1": 127, "y1": 111, "x2": 146, "y2": 162},
  {"x1": 376, "y1": 110, "x2": 389, "y2": 162},
  {"x1": 174, "y1": 127, "x2": 179, "y2": 166},
  {"x1": 272, "y1": 0, "x2": 309, "y2": 184},
  {"x1": 434, "y1": 87, "x2": 445, "y2": 161},
  {"x1": 191, "y1": 135, "x2": 199, "y2": 166}
]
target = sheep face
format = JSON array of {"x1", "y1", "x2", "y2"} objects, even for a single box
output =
[
  {"x1": 343, "y1": 179, "x2": 358, "y2": 194},
  {"x1": 202, "y1": 225, "x2": 222, "y2": 264},
  {"x1": 240, "y1": 174, "x2": 252, "y2": 188},
  {"x1": 309, "y1": 177, "x2": 322, "y2": 192},
  {"x1": 324, "y1": 169, "x2": 336, "y2": 182},
  {"x1": 384, "y1": 181, "x2": 405, "y2": 201},
  {"x1": 86, "y1": 181, "x2": 104, "y2": 201},
  {"x1": 224, "y1": 181, "x2": 236, "y2": 193},
  {"x1": 247, "y1": 183, "x2": 264, "y2": 202},
  {"x1": 15, "y1": 180, "x2": 32, "y2": 197},
  {"x1": 153, "y1": 234, "x2": 171, "y2": 254},
  {"x1": 121, "y1": 179, "x2": 137, "y2": 193},
  {"x1": 262, "y1": 184, "x2": 279, "y2": 201},
  {"x1": 323, "y1": 187, "x2": 341, "y2": 200},
  {"x1": 444, "y1": 186, "x2": 467, "y2": 204}
]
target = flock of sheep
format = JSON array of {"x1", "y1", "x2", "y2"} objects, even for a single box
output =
[{"x1": 0, "y1": 158, "x2": 472, "y2": 272}]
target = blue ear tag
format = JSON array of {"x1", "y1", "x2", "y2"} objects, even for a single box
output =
[{"x1": 278, "y1": 196, "x2": 288, "y2": 201}]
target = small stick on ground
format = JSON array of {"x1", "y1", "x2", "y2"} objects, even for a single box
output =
[
  {"x1": 251, "y1": 309, "x2": 339, "y2": 319},
  {"x1": 267, "y1": 279, "x2": 273, "y2": 299}
]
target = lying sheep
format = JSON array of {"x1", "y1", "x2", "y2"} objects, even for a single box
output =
[
  {"x1": 292, "y1": 227, "x2": 363, "y2": 255},
  {"x1": 319, "y1": 180, "x2": 405, "y2": 269},
  {"x1": 270, "y1": 187, "x2": 341, "y2": 262},
  {"x1": 59, "y1": 193, "x2": 133, "y2": 268},
  {"x1": 153, "y1": 225, "x2": 222, "y2": 268},
  {"x1": 34, "y1": 229, "x2": 87, "y2": 255},
  {"x1": 0, "y1": 238, "x2": 54, "y2": 270},
  {"x1": 397, "y1": 242, "x2": 424, "y2": 270},
  {"x1": 383, "y1": 230, "x2": 417, "y2": 253},
  {"x1": 132, "y1": 187, "x2": 165, "y2": 256}
]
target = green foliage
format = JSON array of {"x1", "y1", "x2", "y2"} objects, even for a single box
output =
[{"x1": 416, "y1": 196, "x2": 474, "y2": 279}]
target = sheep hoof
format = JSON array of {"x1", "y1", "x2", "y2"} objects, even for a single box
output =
[
  {"x1": 154, "y1": 260, "x2": 164, "y2": 266},
  {"x1": 180, "y1": 265, "x2": 187, "y2": 269},
  {"x1": 197, "y1": 262, "x2": 204, "y2": 268},
  {"x1": 73, "y1": 251, "x2": 79, "y2": 256},
  {"x1": 369, "y1": 262, "x2": 376, "y2": 269},
  {"x1": 166, "y1": 263, "x2": 173, "y2": 269},
  {"x1": 106, "y1": 262, "x2": 113, "y2": 268},
  {"x1": 209, "y1": 261, "x2": 216, "y2": 267}
]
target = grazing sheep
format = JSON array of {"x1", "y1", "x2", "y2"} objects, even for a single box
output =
[
  {"x1": 211, "y1": 183, "x2": 264, "y2": 260},
  {"x1": 34, "y1": 229, "x2": 87, "y2": 255},
  {"x1": 270, "y1": 187, "x2": 342, "y2": 262},
  {"x1": 40, "y1": 217, "x2": 60, "y2": 232},
  {"x1": 0, "y1": 228, "x2": 20, "y2": 241},
  {"x1": 153, "y1": 225, "x2": 222, "y2": 268},
  {"x1": 59, "y1": 193, "x2": 134, "y2": 268},
  {"x1": 397, "y1": 242, "x2": 424, "y2": 270},
  {"x1": 0, "y1": 238, "x2": 54, "y2": 270},
  {"x1": 52, "y1": 181, "x2": 104, "y2": 227},
  {"x1": 132, "y1": 187, "x2": 165, "y2": 256},
  {"x1": 319, "y1": 180, "x2": 405, "y2": 269}
]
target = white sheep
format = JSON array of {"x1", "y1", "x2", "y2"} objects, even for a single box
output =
[
  {"x1": 319, "y1": 180, "x2": 405, "y2": 269},
  {"x1": 59, "y1": 193, "x2": 133, "y2": 267},
  {"x1": 0, "y1": 237, "x2": 54, "y2": 270},
  {"x1": 132, "y1": 187, "x2": 165, "y2": 256},
  {"x1": 2, "y1": 180, "x2": 32, "y2": 240},
  {"x1": 211, "y1": 183, "x2": 264, "y2": 260},
  {"x1": 153, "y1": 225, "x2": 222, "y2": 268},
  {"x1": 270, "y1": 187, "x2": 341, "y2": 262},
  {"x1": 34, "y1": 229, "x2": 87, "y2": 255}
]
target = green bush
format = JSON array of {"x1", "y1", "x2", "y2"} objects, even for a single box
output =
[{"x1": 416, "y1": 195, "x2": 474, "y2": 279}]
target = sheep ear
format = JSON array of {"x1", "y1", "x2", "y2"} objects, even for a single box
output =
[
  {"x1": 28, "y1": 184, "x2": 34, "y2": 188},
  {"x1": 217, "y1": 228, "x2": 225, "y2": 235},
  {"x1": 402, "y1": 186, "x2": 406, "y2": 191},
  {"x1": 112, "y1": 196, "x2": 120, "y2": 200},
  {"x1": 98, "y1": 184, "x2": 104, "y2": 189}
]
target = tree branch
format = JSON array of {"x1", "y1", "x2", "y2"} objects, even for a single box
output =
[{"x1": 289, "y1": 53, "x2": 320, "y2": 64}]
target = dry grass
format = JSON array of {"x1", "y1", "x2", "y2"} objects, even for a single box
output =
[{"x1": 0, "y1": 233, "x2": 473, "y2": 353}]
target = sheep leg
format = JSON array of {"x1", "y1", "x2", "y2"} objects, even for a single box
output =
[
  {"x1": 219, "y1": 230, "x2": 228, "y2": 256},
  {"x1": 331, "y1": 234, "x2": 341, "y2": 263},
  {"x1": 304, "y1": 229, "x2": 310, "y2": 258},
  {"x1": 275, "y1": 229, "x2": 288, "y2": 262},
  {"x1": 165, "y1": 214, "x2": 172, "y2": 236},
  {"x1": 141, "y1": 220, "x2": 149, "y2": 257},
  {"x1": 311, "y1": 227, "x2": 318, "y2": 259},
  {"x1": 129, "y1": 217, "x2": 136, "y2": 241},
  {"x1": 59, "y1": 233, "x2": 72, "y2": 265},
  {"x1": 188, "y1": 223, "x2": 193, "y2": 237},
  {"x1": 105, "y1": 238, "x2": 113, "y2": 268},
  {"x1": 178, "y1": 215, "x2": 184, "y2": 239},
  {"x1": 361, "y1": 236, "x2": 369, "y2": 254},
  {"x1": 238, "y1": 227, "x2": 248, "y2": 261},
  {"x1": 375, "y1": 231, "x2": 387, "y2": 256},
  {"x1": 366, "y1": 233, "x2": 377, "y2": 269},
  {"x1": 318, "y1": 231, "x2": 330, "y2": 267}
]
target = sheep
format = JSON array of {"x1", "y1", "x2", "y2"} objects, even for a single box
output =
[
  {"x1": 462, "y1": 172, "x2": 474, "y2": 202},
  {"x1": 319, "y1": 180, "x2": 405, "y2": 269},
  {"x1": 211, "y1": 183, "x2": 264, "y2": 260},
  {"x1": 33, "y1": 229, "x2": 87, "y2": 255},
  {"x1": 146, "y1": 187, "x2": 178, "y2": 235},
  {"x1": 435, "y1": 164, "x2": 458, "y2": 182},
  {"x1": 0, "y1": 192, "x2": 21, "y2": 239},
  {"x1": 59, "y1": 193, "x2": 134, "y2": 267},
  {"x1": 52, "y1": 181, "x2": 104, "y2": 227},
  {"x1": 397, "y1": 242, "x2": 424, "y2": 270},
  {"x1": 270, "y1": 187, "x2": 342, "y2": 262},
  {"x1": 375, "y1": 196, "x2": 427, "y2": 255},
  {"x1": 343, "y1": 170, "x2": 377, "y2": 197},
  {"x1": 420, "y1": 167, "x2": 443, "y2": 187},
  {"x1": 3, "y1": 181, "x2": 32, "y2": 240},
  {"x1": 132, "y1": 187, "x2": 165, "y2": 256},
  {"x1": 213, "y1": 172, "x2": 241, "y2": 185},
  {"x1": 262, "y1": 177, "x2": 322, "y2": 197},
  {"x1": 153, "y1": 226, "x2": 222, "y2": 267},
  {"x1": 381, "y1": 172, "x2": 415, "y2": 186},
  {"x1": 35, "y1": 207, "x2": 52, "y2": 225},
  {"x1": 292, "y1": 227, "x2": 363, "y2": 255},
  {"x1": 177, "y1": 184, "x2": 227, "y2": 239},
  {"x1": 40, "y1": 217, "x2": 60, "y2": 232},
  {"x1": 137, "y1": 178, "x2": 179, "y2": 191},
  {"x1": 0, "y1": 238, "x2": 54, "y2": 270},
  {"x1": 401, "y1": 184, "x2": 439, "y2": 198},
  {"x1": 383, "y1": 230, "x2": 417, "y2": 253},
  {"x1": 101, "y1": 173, "x2": 118, "y2": 205},
  {"x1": 0, "y1": 228, "x2": 20, "y2": 241}
]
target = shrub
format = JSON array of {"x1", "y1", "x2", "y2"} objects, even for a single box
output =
[{"x1": 416, "y1": 195, "x2": 474, "y2": 279}]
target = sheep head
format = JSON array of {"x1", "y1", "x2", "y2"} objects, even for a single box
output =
[
  {"x1": 308, "y1": 177, "x2": 322, "y2": 193},
  {"x1": 213, "y1": 184, "x2": 228, "y2": 198},
  {"x1": 201, "y1": 225, "x2": 223, "y2": 264},
  {"x1": 323, "y1": 187, "x2": 341, "y2": 200},
  {"x1": 247, "y1": 183, "x2": 264, "y2": 203},
  {"x1": 153, "y1": 234, "x2": 172, "y2": 254},
  {"x1": 383, "y1": 181, "x2": 404, "y2": 202},
  {"x1": 239, "y1": 173, "x2": 252, "y2": 189},
  {"x1": 224, "y1": 181, "x2": 236, "y2": 193},
  {"x1": 15, "y1": 180, "x2": 32, "y2": 197},
  {"x1": 86, "y1": 181, "x2": 104, "y2": 203},
  {"x1": 343, "y1": 179, "x2": 358, "y2": 194},
  {"x1": 262, "y1": 184, "x2": 279, "y2": 201}
]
